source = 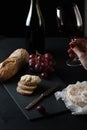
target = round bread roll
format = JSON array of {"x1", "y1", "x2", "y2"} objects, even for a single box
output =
[
  {"x1": 67, "y1": 81, "x2": 87, "y2": 107},
  {"x1": 54, "y1": 81, "x2": 87, "y2": 115}
]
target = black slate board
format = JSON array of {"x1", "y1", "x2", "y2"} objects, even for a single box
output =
[{"x1": 2, "y1": 68, "x2": 68, "y2": 120}]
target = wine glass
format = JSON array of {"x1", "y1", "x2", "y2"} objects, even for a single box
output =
[{"x1": 56, "y1": 3, "x2": 83, "y2": 66}]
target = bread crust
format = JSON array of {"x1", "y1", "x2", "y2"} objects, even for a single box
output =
[
  {"x1": 16, "y1": 86, "x2": 33, "y2": 95},
  {"x1": 0, "y1": 48, "x2": 29, "y2": 81},
  {"x1": 20, "y1": 75, "x2": 41, "y2": 86},
  {"x1": 9, "y1": 48, "x2": 29, "y2": 63},
  {"x1": 16, "y1": 74, "x2": 41, "y2": 96},
  {"x1": 18, "y1": 81, "x2": 37, "y2": 91}
]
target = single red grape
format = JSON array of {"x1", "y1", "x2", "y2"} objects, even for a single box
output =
[
  {"x1": 35, "y1": 63, "x2": 41, "y2": 72},
  {"x1": 36, "y1": 105, "x2": 46, "y2": 114},
  {"x1": 40, "y1": 72, "x2": 48, "y2": 78},
  {"x1": 29, "y1": 58, "x2": 36, "y2": 67},
  {"x1": 37, "y1": 55, "x2": 44, "y2": 62},
  {"x1": 44, "y1": 53, "x2": 53, "y2": 60},
  {"x1": 29, "y1": 54, "x2": 36, "y2": 59}
]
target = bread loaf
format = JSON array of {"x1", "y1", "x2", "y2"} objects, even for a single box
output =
[{"x1": 0, "y1": 48, "x2": 29, "y2": 81}]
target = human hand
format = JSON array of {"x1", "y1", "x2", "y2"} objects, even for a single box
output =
[{"x1": 68, "y1": 38, "x2": 87, "y2": 70}]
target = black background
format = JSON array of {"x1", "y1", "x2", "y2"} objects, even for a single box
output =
[{"x1": 0, "y1": 0, "x2": 84, "y2": 37}]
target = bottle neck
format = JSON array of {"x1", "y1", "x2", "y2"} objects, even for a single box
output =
[
  {"x1": 26, "y1": 0, "x2": 44, "y2": 28},
  {"x1": 26, "y1": 0, "x2": 38, "y2": 26},
  {"x1": 30, "y1": 0, "x2": 39, "y2": 6}
]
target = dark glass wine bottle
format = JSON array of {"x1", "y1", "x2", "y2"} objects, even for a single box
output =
[{"x1": 25, "y1": 0, "x2": 45, "y2": 54}]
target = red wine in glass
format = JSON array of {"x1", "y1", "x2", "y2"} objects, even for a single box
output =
[{"x1": 56, "y1": 3, "x2": 83, "y2": 66}]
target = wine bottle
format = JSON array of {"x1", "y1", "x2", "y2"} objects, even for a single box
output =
[{"x1": 25, "y1": 0, "x2": 45, "y2": 54}]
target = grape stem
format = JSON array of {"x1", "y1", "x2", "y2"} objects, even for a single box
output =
[{"x1": 36, "y1": 50, "x2": 41, "y2": 56}]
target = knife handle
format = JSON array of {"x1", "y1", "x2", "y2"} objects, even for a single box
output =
[{"x1": 25, "y1": 94, "x2": 44, "y2": 110}]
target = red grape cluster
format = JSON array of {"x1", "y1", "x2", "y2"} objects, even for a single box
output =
[{"x1": 29, "y1": 52, "x2": 56, "y2": 78}]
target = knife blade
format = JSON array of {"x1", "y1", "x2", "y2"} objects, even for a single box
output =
[{"x1": 25, "y1": 85, "x2": 59, "y2": 110}]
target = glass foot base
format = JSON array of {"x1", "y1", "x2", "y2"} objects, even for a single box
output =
[{"x1": 66, "y1": 58, "x2": 81, "y2": 67}]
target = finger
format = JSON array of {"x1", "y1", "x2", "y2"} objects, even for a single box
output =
[
  {"x1": 68, "y1": 48, "x2": 75, "y2": 57},
  {"x1": 69, "y1": 40, "x2": 78, "y2": 47},
  {"x1": 69, "y1": 53, "x2": 74, "y2": 57},
  {"x1": 72, "y1": 46, "x2": 83, "y2": 58},
  {"x1": 70, "y1": 43, "x2": 75, "y2": 48}
]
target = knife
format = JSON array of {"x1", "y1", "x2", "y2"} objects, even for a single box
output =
[{"x1": 25, "y1": 85, "x2": 59, "y2": 110}]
